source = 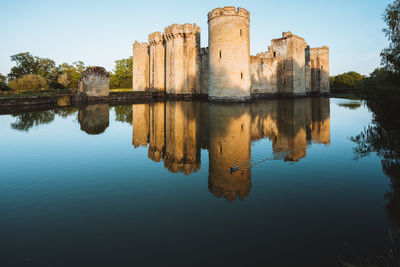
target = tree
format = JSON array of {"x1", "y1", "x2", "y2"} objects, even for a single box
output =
[
  {"x1": 8, "y1": 52, "x2": 37, "y2": 80},
  {"x1": 110, "y1": 57, "x2": 132, "y2": 89},
  {"x1": 0, "y1": 73, "x2": 8, "y2": 91},
  {"x1": 330, "y1": 71, "x2": 364, "y2": 89},
  {"x1": 381, "y1": 0, "x2": 400, "y2": 76},
  {"x1": 8, "y1": 52, "x2": 61, "y2": 87},
  {"x1": 57, "y1": 61, "x2": 86, "y2": 92}
]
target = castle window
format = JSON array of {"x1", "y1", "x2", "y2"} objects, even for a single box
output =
[
  {"x1": 240, "y1": 29, "x2": 243, "y2": 37},
  {"x1": 273, "y1": 52, "x2": 276, "y2": 57},
  {"x1": 241, "y1": 72, "x2": 244, "y2": 80},
  {"x1": 219, "y1": 50, "x2": 222, "y2": 59},
  {"x1": 321, "y1": 65, "x2": 324, "y2": 70},
  {"x1": 219, "y1": 145, "x2": 223, "y2": 154}
]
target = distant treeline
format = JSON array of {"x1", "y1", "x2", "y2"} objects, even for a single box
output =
[{"x1": 0, "y1": 53, "x2": 132, "y2": 92}]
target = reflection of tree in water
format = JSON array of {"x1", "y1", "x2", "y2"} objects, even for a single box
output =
[
  {"x1": 351, "y1": 109, "x2": 400, "y2": 226},
  {"x1": 338, "y1": 102, "x2": 362, "y2": 110},
  {"x1": 11, "y1": 111, "x2": 55, "y2": 131},
  {"x1": 10, "y1": 108, "x2": 77, "y2": 132},
  {"x1": 348, "y1": 87, "x2": 400, "y2": 265},
  {"x1": 114, "y1": 105, "x2": 132, "y2": 125},
  {"x1": 52, "y1": 107, "x2": 77, "y2": 118}
]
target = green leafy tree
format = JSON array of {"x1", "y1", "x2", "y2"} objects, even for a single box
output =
[
  {"x1": 8, "y1": 52, "x2": 61, "y2": 87},
  {"x1": 110, "y1": 57, "x2": 132, "y2": 89},
  {"x1": 0, "y1": 73, "x2": 8, "y2": 91},
  {"x1": 8, "y1": 52, "x2": 37, "y2": 79},
  {"x1": 381, "y1": 0, "x2": 400, "y2": 76},
  {"x1": 330, "y1": 71, "x2": 364, "y2": 89},
  {"x1": 57, "y1": 61, "x2": 86, "y2": 92}
]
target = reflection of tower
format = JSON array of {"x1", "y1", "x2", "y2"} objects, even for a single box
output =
[
  {"x1": 132, "y1": 104, "x2": 149, "y2": 148},
  {"x1": 250, "y1": 100, "x2": 279, "y2": 141},
  {"x1": 273, "y1": 99, "x2": 307, "y2": 162},
  {"x1": 148, "y1": 102, "x2": 165, "y2": 162},
  {"x1": 164, "y1": 101, "x2": 200, "y2": 174},
  {"x1": 309, "y1": 97, "x2": 330, "y2": 145},
  {"x1": 208, "y1": 104, "x2": 251, "y2": 201},
  {"x1": 78, "y1": 104, "x2": 109, "y2": 135}
]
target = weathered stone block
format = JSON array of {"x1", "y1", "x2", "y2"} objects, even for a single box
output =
[{"x1": 78, "y1": 67, "x2": 110, "y2": 97}]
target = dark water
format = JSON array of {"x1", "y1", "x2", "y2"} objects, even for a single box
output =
[{"x1": 0, "y1": 97, "x2": 398, "y2": 266}]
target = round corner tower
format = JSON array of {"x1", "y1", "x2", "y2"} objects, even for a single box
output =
[{"x1": 208, "y1": 7, "x2": 251, "y2": 101}]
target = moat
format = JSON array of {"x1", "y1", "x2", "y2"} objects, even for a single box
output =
[{"x1": 1, "y1": 97, "x2": 399, "y2": 266}]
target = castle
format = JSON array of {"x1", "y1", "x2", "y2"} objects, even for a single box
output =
[{"x1": 133, "y1": 6, "x2": 330, "y2": 101}]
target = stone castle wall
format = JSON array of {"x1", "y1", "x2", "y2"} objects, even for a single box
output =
[
  {"x1": 208, "y1": 7, "x2": 251, "y2": 101},
  {"x1": 200, "y1": 47, "x2": 209, "y2": 96},
  {"x1": 131, "y1": 6, "x2": 329, "y2": 100},
  {"x1": 270, "y1": 32, "x2": 307, "y2": 96},
  {"x1": 164, "y1": 24, "x2": 201, "y2": 96},
  {"x1": 250, "y1": 53, "x2": 278, "y2": 96},
  {"x1": 149, "y1": 32, "x2": 165, "y2": 91},
  {"x1": 132, "y1": 42, "x2": 149, "y2": 91},
  {"x1": 310, "y1": 47, "x2": 330, "y2": 94}
]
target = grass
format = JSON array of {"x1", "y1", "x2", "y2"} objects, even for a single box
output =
[{"x1": 110, "y1": 88, "x2": 132, "y2": 92}]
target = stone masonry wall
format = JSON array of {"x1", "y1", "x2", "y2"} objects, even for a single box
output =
[
  {"x1": 132, "y1": 42, "x2": 150, "y2": 91},
  {"x1": 250, "y1": 53, "x2": 278, "y2": 96},
  {"x1": 200, "y1": 47, "x2": 209, "y2": 96},
  {"x1": 164, "y1": 23, "x2": 200, "y2": 96},
  {"x1": 149, "y1": 32, "x2": 165, "y2": 91},
  {"x1": 310, "y1": 47, "x2": 330, "y2": 94},
  {"x1": 208, "y1": 7, "x2": 251, "y2": 101},
  {"x1": 78, "y1": 67, "x2": 110, "y2": 97},
  {"x1": 271, "y1": 32, "x2": 307, "y2": 96},
  {"x1": 305, "y1": 46, "x2": 311, "y2": 94}
]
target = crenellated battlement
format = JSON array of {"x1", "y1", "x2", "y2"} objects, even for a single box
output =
[
  {"x1": 311, "y1": 46, "x2": 329, "y2": 51},
  {"x1": 164, "y1": 23, "x2": 199, "y2": 40},
  {"x1": 208, "y1": 6, "x2": 250, "y2": 21},
  {"x1": 133, "y1": 41, "x2": 149, "y2": 49},
  {"x1": 183, "y1": 23, "x2": 200, "y2": 37},
  {"x1": 148, "y1": 32, "x2": 164, "y2": 46}
]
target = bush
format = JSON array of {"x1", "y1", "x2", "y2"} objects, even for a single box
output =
[
  {"x1": 330, "y1": 71, "x2": 364, "y2": 89},
  {"x1": 8, "y1": 74, "x2": 49, "y2": 91}
]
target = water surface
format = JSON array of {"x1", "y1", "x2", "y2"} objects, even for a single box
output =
[{"x1": 0, "y1": 98, "x2": 396, "y2": 266}]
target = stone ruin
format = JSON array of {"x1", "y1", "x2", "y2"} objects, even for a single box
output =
[{"x1": 78, "y1": 66, "x2": 110, "y2": 99}]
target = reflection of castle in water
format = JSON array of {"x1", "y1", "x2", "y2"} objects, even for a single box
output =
[
  {"x1": 78, "y1": 104, "x2": 110, "y2": 135},
  {"x1": 132, "y1": 98, "x2": 330, "y2": 200}
]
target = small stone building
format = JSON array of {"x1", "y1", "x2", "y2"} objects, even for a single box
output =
[{"x1": 78, "y1": 67, "x2": 110, "y2": 97}]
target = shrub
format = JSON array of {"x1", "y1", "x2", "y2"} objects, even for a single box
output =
[
  {"x1": 8, "y1": 74, "x2": 49, "y2": 91},
  {"x1": 330, "y1": 71, "x2": 364, "y2": 89}
]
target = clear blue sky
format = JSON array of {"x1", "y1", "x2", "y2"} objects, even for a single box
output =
[{"x1": 0, "y1": 0, "x2": 392, "y2": 76}]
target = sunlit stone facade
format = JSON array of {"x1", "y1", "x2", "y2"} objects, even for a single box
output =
[
  {"x1": 78, "y1": 67, "x2": 109, "y2": 97},
  {"x1": 132, "y1": 6, "x2": 330, "y2": 101}
]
